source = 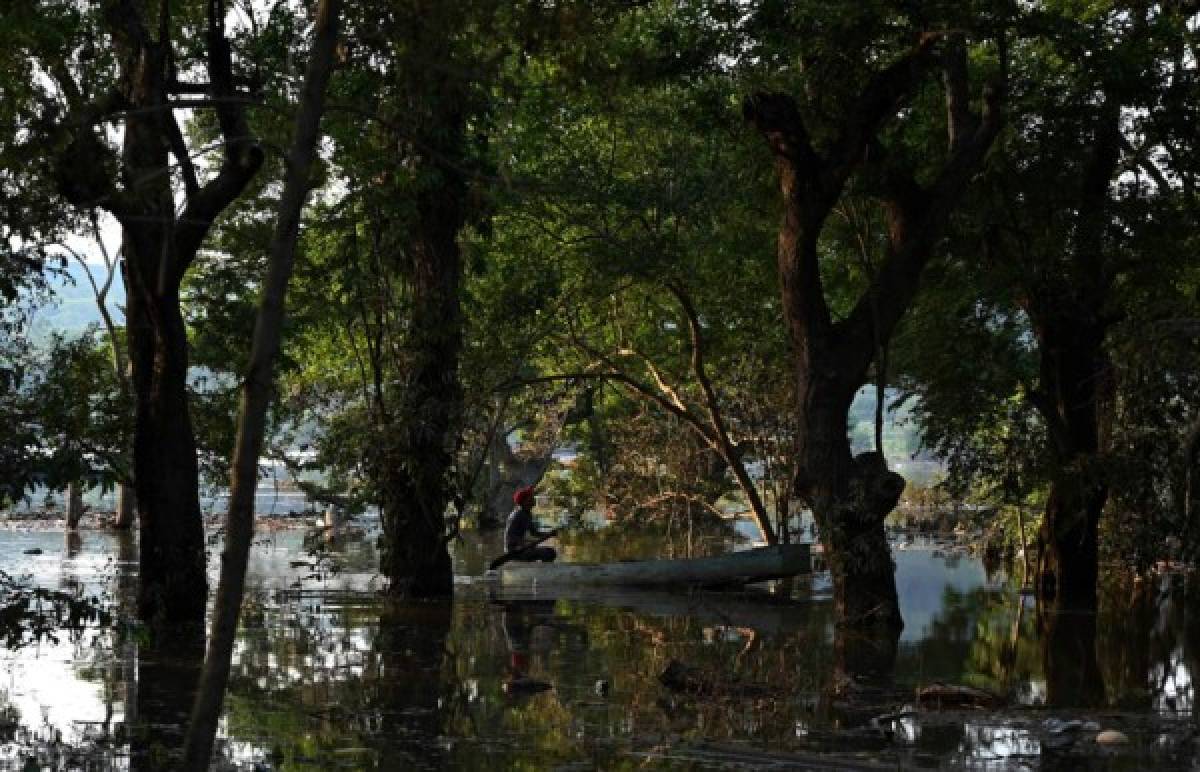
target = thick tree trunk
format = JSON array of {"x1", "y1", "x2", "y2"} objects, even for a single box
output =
[
  {"x1": 1040, "y1": 610, "x2": 1105, "y2": 708},
  {"x1": 746, "y1": 35, "x2": 1001, "y2": 631},
  {"x1": 65, "y1": 480, "x2": 84, "y2": 530},
  {"x1": 1038, "y1": 471, "x2": 1106, "y2": 608},
  {"x1": 122, "y1": 239, "x2": 208, "y2": 626},
  {"x1": 378, "y1": 182, "x2": 463, "y2": 597},
  {"x1": 63, "y1": 0, "x2": 264, "y2": 628},
  {"x1": 376, "y1": 11, "x2": 470, "y2": 597},
  {"x1": 1026, "y1": 103, "x2": 1119, "y2": 612},
  {"x1": 1029, "y1": 314, "x2": 1110, "y2": 611},
  {"x1": 799, "y1": 375, "x2": 905, "y2": 630},
  {"x1": 780, "y1": 208, "x2": 905, "y2": 630},
  {"x1": 114, "y1": 481, "x2": 135, "y2": 530}
]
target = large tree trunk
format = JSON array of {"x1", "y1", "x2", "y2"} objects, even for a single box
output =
[
  {"x1": 65, "y1": 480, "x2": 84, "y2": 530},
  {"x1": 799, "y1": 373, "x2": 905, "y2": 630},
  {"x1": 114, "y1": 481, "x2": 135, "y2": 529},
  {"x1": 1038, "y1": 473, "x2": 1106, "y2": 607},
  {"x1": 1026, "y1": 104, "x2": 1120, "y2": 612},
  {"x1": 376, "y1": 8, "x2": 472, "y2": 598},
  {"x1": 745, "y1": 35, "x2": 1002, "y2": 631},
  {"x1": 1031, "y1": 316, "x2": 1110, "y2": 610},
  {"x1": 1041, "y1": 610, "x2": 1105, "y2": 708},
  {"x1": 114, "y1": 22, "x2": 207, "y2": 625},
  {"x1": 108, "y1": 24, "x2": 207, "y2": 626},
  {"x1": 123, "y1": 255, "x2": 208, "y2": 625},
  {"x1": 378, "y1": 172, "x2": 463, "y2": 597},
  {"x1": 53, "y1": 0, "x2": 263, "y2": 627}
]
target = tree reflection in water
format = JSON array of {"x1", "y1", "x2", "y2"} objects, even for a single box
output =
[
  {"x1": 2, "y1": 534, "x2": 1199, "y2": 768},
  {"x1": 1040, "y1": 609, "x2": 1106, "y2": 708},
  {"x1": 371, "y1": 601, "x2": 453, "y2": 770},
  {"x1": 130, "y1": 628, "x2": 204, "y2": 771},
  {"x1": 187, "y1": 550, "x2": 1200, "y2": 767}
]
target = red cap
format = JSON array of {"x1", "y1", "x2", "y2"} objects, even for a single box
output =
[{"x1": 513, "y1": 486, "x2": 535, "y2": 508}]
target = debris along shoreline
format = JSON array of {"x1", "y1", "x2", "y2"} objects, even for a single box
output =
[{"x1": 655, "y1": 656, "x2": 1198, "y2": 769}]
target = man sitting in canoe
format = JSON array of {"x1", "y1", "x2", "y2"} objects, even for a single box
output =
[{"x1": 504, "y1": 486, "x2": 556, "y2": 562}]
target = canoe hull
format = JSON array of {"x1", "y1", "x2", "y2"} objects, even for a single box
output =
[{"x1": 493, "y1": 544, "x2": 811, "y2": 588}]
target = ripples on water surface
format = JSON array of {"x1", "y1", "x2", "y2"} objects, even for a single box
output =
[{"x1": 0, "y1": 523, "x2": 1196, "y2": 769}]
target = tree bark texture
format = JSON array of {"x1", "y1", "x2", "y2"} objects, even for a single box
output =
[
  {"x1": 375, "y1": 10, "x2": 473, "y2": 599},
  {"x1": 799, "y1": 374, "x2": 906, "y2": 629},
  {"x1": 377, "y1": 163, "x2": 464, "y2": 597},
  {"x1": 746, "y1": 35, "x2": 1002, "y2": 629},
  {"x1": 123, "y1": 239, "x2": 208, "y2": 625},
  {"x1": 181, "y1": 0, "x2": 341, "y2": 766},
  {"x1": 114, "y1": 481, "x2": 135, "y2": 529},
  {"x1": 1030, "y1": 314, "x2": 1111, "y2": 609}
]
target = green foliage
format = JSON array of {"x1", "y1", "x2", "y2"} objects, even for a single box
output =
[
  {"x1": 6, "y1": 0, "x2": 1196, "y2": 584},
  {"x1": 0, "y1": 329, "x2": 40, "y2": 505},
  {"x1": 0, "y1": 327, "x2": 131, "y2": 504},
  {"x1": 893, "y1": 2, "x2": 1200, "y2": 569},
  {"x1": 32, "y1": 329, "x2": 131, "y2": 489}
]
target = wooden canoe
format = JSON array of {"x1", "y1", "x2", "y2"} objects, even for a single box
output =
[{"x1": 489, "y1": 544, "x2": 811, "y2": 588}]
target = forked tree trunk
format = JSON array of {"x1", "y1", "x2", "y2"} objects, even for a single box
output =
[
  {"x1": 746, "y1": 34, "x2": 1002, "y2": 630},
  {"x1": 54, "y1": 0, "x2": 264, "y2": 626},
  {"x1": 799, "y1": 375, "x2": 906, "y2": 628}
]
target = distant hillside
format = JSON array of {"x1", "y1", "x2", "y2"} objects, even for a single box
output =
[
  {"x1": 24, "y1": 263, "x2": 944, "y2": 481},
  {"x1": 847, "y1": 386, "x2": 940, "y2": 471},
  {"x1": 28, "y1": 262, "x2": 126, "y2": 338}
]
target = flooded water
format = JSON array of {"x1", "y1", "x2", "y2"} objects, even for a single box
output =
[{"x1": 0, "y1": 522, "x2": 1197, "y2": 770}]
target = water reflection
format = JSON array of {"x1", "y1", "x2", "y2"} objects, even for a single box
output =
[
  {"x1": 1041, "y1": 609, "x2": 1106, "y2": 708},
  {"x1": 131, "y1": 631, "x2": 204, "y2": 771},
  {"x1": 0, "y1": 530, "x2": 1196, "y2": 768},
  {"x1": 372, "y1": 602, "x2": 452, "y2": 769},
  {"x1": 494, "y1": 597, "x2": 559, "y2": 697}
]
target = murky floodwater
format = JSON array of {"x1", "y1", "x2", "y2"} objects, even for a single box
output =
[{"x1": 0, "y1": 522, "x2": 1197, "y2": 770}]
